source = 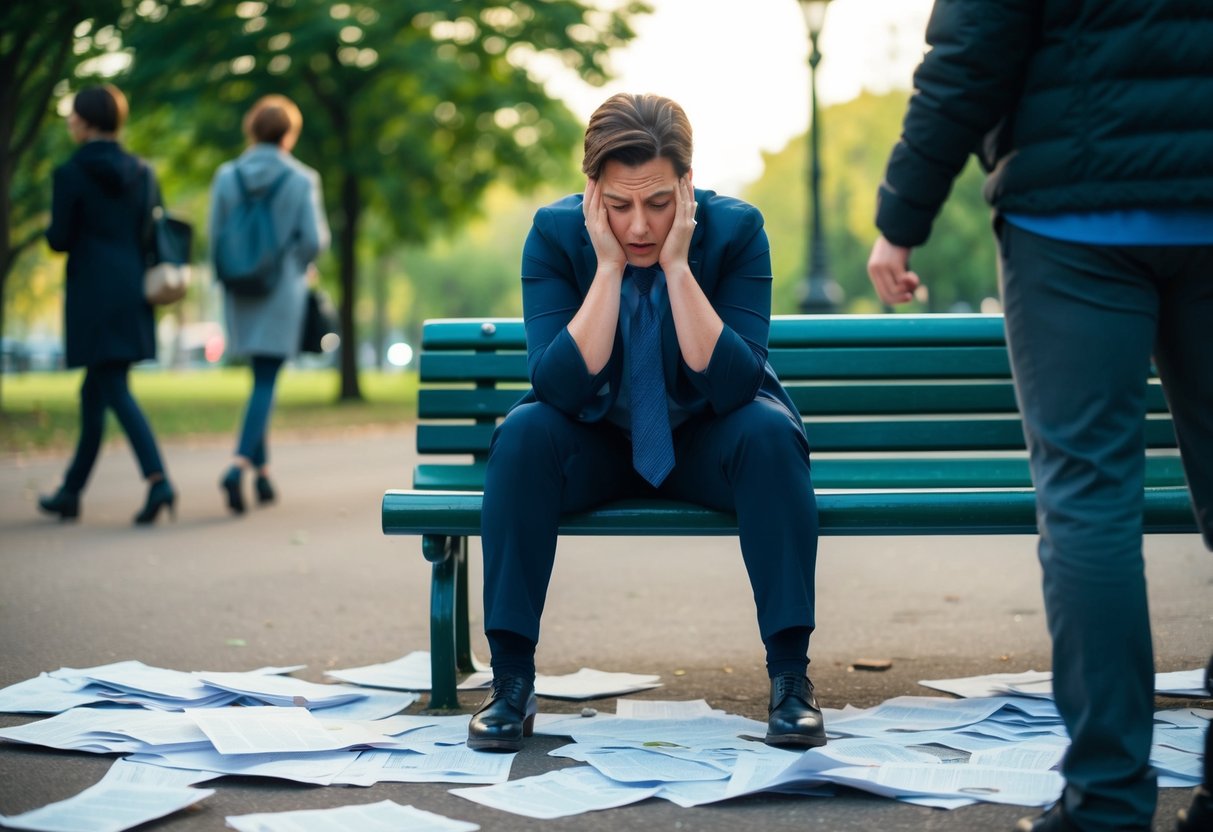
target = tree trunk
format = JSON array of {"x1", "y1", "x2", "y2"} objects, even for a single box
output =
[{"x1": 337, "y1": 169, "x2": 362, "y2": 401}]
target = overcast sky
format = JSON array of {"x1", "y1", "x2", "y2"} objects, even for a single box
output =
[{"x1": 535, "y1": 0, "x2": 935, "y2": 192}]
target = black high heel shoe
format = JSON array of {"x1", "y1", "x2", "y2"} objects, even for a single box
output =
[
  {"x1": 221, "y1": 466, "x2": 245, "y2": 515},
  {"x1": 38, "y1": 487, "x2": 80, "y2": 521},
  {"x1": 134, "y1": 479, "x2": 175, "y2": 526},
  {"x1": 254, "y1": 474, "x2": 276, "y2": 506}
]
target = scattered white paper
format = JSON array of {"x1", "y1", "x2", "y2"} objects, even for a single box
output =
[
  {"x1": 615, "y1": 699, "x2": 718, "y2": 719},
  {"x1": 0, "y1": 782, "x2": 213, "y2": 832},
  {"x1": 126, "y1": 749, "x2": 355, "y2": 786},
  {"x1": 920, "y1": 668, "x2": 1210, "y2": 700},
  {"x1": 187, "y1": 706, "x2": 390, "y2": 755},
  {"x1": 579, "y1": 747, "x2": 730, "y2": 783},
  {"x1": 333, "y1": 746, "x2": 515, "y2": 786},
  {"x1": 452, "y1": 765, "x2": 662, "y2": 819},
  {"x1": 1155, "y1": 669, "x2": 1210, "y2": 697},
  {"x1": 816, "y1": 763, "x2": 1064, "y2": 807},
  {"x1": 918, "y1": 671, "x2": 1053, "y2": 699},
  {"x1": 826, "y1": 696, "x2": 1016, "y2": 737},
  {"x1": 325, "y1": 654, "x2": 663, "y2": 700},
  {"x1": 324, "y1": 654, "x2": 488, "y2": 693},
  {"x1": 534, "y1": 668, "x2": 661, "y2": 700},
  {"x1": 0, "y1": 675, "x2": 109, "y2": 715},
  {"x1": 302, "y1": 688, "x2": 419, "y2": 721},
  {"x1": 225, "y1": 800, "x2": 479, "y2": 832},
  {"x1": 195, "y1": 672, "x2": 367, "y2": 709},
  {"x1": 99, "y1": 758, "x2": 221, "y2": 788}
]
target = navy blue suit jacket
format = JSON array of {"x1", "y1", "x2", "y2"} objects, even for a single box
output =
[{"x1": 514, "y1": 188, "x2": 803, "y2": 435}]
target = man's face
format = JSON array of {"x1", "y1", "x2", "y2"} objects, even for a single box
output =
[{"x1": 598, "y1": 156, "x2": 685, "y2": 268}]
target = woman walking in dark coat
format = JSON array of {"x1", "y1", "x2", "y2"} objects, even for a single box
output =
[{"x1": 39, "y1": 84, "x2": 175, "y2": 525}]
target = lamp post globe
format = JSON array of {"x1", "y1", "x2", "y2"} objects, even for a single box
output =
[{"x1": 797, "y1": 0, "x2": 843, "y2": 314}]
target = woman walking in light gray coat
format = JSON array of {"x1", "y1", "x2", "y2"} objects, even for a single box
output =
[{"x1": 209, "y1": 94, "x2": 329, "y2": 514}]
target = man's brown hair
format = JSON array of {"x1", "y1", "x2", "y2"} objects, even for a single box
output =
[{"x1": 582, "y1": 93, "x2": 692, "y2": 179}]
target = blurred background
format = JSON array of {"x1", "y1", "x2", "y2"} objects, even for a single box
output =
[{"x1": 1, "y1": 0, "x2": 999, "y2": 450}]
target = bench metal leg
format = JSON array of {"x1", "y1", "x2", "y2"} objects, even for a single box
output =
[
  {"x1": 453, "y1": 535, "x2": 476, "y2": 674},
  {"x1": 423, "y1": 534, "x2": 462, "y2": 711}
]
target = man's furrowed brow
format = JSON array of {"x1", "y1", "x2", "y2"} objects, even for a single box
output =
[{"x1": 603, "y1": 188, "x2": 675, "y2": 202}]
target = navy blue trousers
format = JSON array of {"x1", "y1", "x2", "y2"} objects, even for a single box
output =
[
  {"x1": 480, "y1": 397, "x2": 819, "y2": 652},
  {"x1": 998, "y1": 223, "x2": 1213, "y2": 830},
  {"x1": 63, "y1": 362, "x2": 164, "y2": 493},
  {"x1": 235, "y1": 356, "x2": 284, "y2": 468}
]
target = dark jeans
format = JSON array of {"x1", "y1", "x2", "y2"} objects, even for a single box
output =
[
  {"x1": 998, "y1": 223, "x2": 1213, "y2": 830},
  {"x1": 63, "y1": 362, "x2": 165, "y2": 493},
  {"x1": 480, "y1": 398, "x2": 819, "y2": 651},
  {"x1": 235, "y1": 356, "x2": 284, "y2": 468}
]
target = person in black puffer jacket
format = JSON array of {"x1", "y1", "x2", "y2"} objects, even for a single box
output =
[{"x1": 866, "y1": 2, "x2": 1213, "y2": 831}]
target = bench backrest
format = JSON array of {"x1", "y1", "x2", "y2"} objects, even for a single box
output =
[{"x1": 413, "y1": 314, "x2": 1181, "y2": 492}]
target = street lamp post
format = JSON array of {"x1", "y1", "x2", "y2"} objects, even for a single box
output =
[{"x1": 797, "y1": 0, "x2": 843, "y2": 314}]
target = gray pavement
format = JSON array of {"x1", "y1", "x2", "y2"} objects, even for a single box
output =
[{"x1": 1, "y1": 424, "x2": 1210, "y2": 831}]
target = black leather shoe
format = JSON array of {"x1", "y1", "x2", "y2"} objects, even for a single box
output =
[
  {"x1": 765, "y1": 672, "x2": 826, "y2": 748},
  {"x1": 134, "y1": 479, "x2": 176, "y2": 525},
  {"x1": 255, "y1": 474, "x2": 276, "y2": 506},
  {"x1": 1177, "y1": 786, "x2": 1213, "y2": 832},
  {"x1": 38, "y1": 487, "x2": 80, "y2": 521},
  {"x1": 1015, "y1": 803, "x2": 1079, "y2": 831},
  {"x1": 221, "y1": 466, "x2": 245, "y2": 515},
  {"x1": 467, "y1": 675, "x2": 537, "y2": 752}
]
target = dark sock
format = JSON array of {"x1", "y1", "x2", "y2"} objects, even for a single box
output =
[
  {"x1": 764, "y1": 626, "x2": 812, "y2": 678},
  {"x1": 487, "y1": 629, "x2": 536, "y2": 680}
]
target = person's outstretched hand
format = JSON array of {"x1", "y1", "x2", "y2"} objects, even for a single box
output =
[
  {"x1": 867, "y1": 235, "x2": 920, "y2": 305},
  {"x1": 583, "y1": 177, "x2": 627, "y2": 274},
  {"x1": 659, "y1": 175, "x2": 697, "y2": 273}
]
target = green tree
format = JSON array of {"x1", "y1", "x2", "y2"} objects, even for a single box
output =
[
  {"x1": 746, "y1": 90, "x2": 999, "y2": 314},
  {"x1": 113, "y1": 0, "x2": 648, "y2": 400},
  {"x1": 0, "y1": 2, "x2": 119, "y2": 412}
]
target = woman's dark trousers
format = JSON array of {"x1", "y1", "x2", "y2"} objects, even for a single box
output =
[
  {"x1": 236, "y1": 356, "x2": 285, "y2": 467},
  {"x1": 63, "y1": 362, "x2": 165, "y2": 492}
]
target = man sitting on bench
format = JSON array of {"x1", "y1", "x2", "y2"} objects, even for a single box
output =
[{"x1": 467, "y1": 93, "x2": 824, "y2": 753}]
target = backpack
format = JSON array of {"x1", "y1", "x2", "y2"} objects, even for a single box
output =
[{"x1": 213, "y1": 166, "x2": 291, "y2": 297}]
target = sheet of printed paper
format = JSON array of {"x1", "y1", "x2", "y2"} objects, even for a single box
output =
[{"x1": 0, "y1": 782, "x2": 213, "y2": 832}]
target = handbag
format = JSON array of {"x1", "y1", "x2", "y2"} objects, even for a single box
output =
[
  {"x1": 300, "y1": 286, "x2": 339, "y2": 353},
  {"x1": 143, "y1": 168, "x2": 193, "y2": 305}
]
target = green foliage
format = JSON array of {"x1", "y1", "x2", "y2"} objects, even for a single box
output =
[
  {"x1": 105, "y1": 0, "x2": 648, "y2": 399},
  {"x1": 745, "y1": 90, "x2": 1000, "y2": 314},
  {"x1": 1, "y1": 367, "x2": 418, "y2": 452}
]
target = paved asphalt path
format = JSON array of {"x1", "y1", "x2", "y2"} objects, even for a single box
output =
[{"x1": 1, "y1": 424, "x2": 1210, "y2": 831}]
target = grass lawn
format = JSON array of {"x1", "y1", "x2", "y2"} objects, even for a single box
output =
[{"x1": 0, "y1": 367, "x2": 417, "y2": 453}]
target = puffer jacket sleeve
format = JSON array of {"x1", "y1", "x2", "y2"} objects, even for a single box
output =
[{"x1": 876, "y1": 0, "x2": 1039, "y2": 247}]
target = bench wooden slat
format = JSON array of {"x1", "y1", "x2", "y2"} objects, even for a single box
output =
[
  {"x1": 420, "y1": 314, "x2": 1013, "y2": 350},
  {"x1": 420, "y1": 346, "x2": 1017, "y2": 384},
  {"x1": 415, "y1": 417, "x2": 1179, "y2": 455},
  {"x1": 421, "y1": 352, "x2": 528, "y2": 383},
  {"x1": 420, "y1": 383, "x2": 1171, "y2": 420},
  {"x1": 419, "y1": 388, "x2": 526, "y2": 420},
  {"x1": 383, "y1": 487, "x2": 1197, "y2": 538},
  {"x1": 412, "y1": 456, "x2": 1188, "y2": 492},
  {"x1": 769, "y1": 346, "x2": 1011, "y2": 379}
]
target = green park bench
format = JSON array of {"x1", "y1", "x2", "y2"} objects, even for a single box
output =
[{"x1": 381, "y1": 313, "x2": 1197, "y2": 710}]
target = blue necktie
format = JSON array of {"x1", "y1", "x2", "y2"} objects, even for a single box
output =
[{"x1": 629, "y1": 267, "x2": 675, "y2": 487}]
